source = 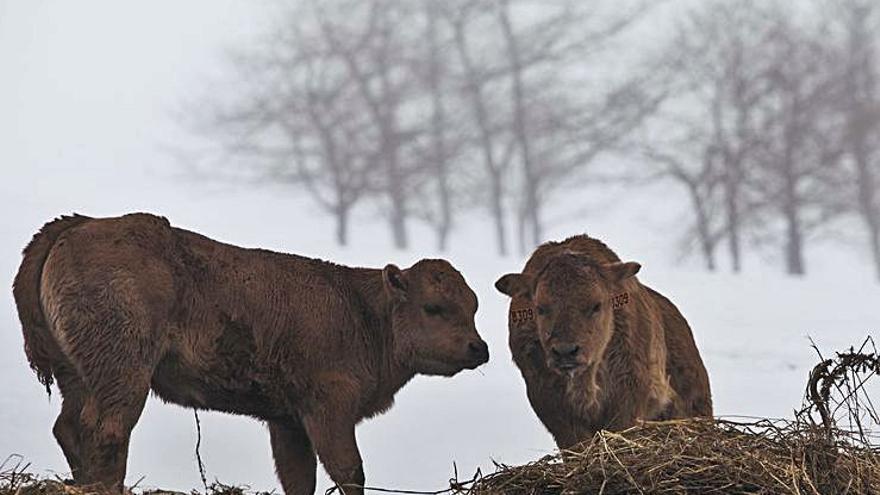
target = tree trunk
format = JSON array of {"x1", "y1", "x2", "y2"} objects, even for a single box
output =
[
  {"x1": 864, "y1": 205, "x2": 880, "y2": 282},
  {"x1": 336, "y1": 204, "x2": 350, "y2": 247},
  {"x1": 436, "y1": 207, "x2": 450, "y2": 252},
  {"x1": 381, "y1": 82, "x2": 407, "y2": 249},
  {"x1": 854, "y1": 124, "x2": 880, "y2": 281},
  {"x1": 783, "y1": 202, "x2": 805, "y2": 275},
  {"x1": 427, "y1": 0, "x2": 451, "y2": 251},
  {"x1": 722, "y1": 171, "x2": 742, "y2": 273},
  {"x1": 384, "y1": 128, "x2": 408, "y2": 250},
  {"x1": 712, "y1": 78, "x2": 742, "y2": 273},
  {"x1": 390, "y1": 203, "x2": 407, "y2": 249},
  {"x1": 454, "y1": 18, "x2": 508, "y2": 256},
  {"x1": 498, "y1": 0, "x2": 541, "y2": 248},
  {"x1": 780, "y1": 86, "x2": 805, "y2": 276},
  {"x1": 490, "y1": 170, "x2": 508, "y2": 256},
  {"x1": 685, "y1": 179, "x2": 717, "y2": 271}
]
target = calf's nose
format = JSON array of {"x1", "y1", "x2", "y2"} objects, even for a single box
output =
[
  {"x1": 551, "y1": 343, "x2": 580, "y2": 361},
  {"x1": 468, "y1": 339, "x2": 490, "y2": 363}
]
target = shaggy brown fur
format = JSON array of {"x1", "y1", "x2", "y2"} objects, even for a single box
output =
[
  {"x1": 12, "y1": 213, "x2": 489, "y2": 495},
  {"x1": 495, "y1": 235, "x2": 712, "y2": 449}
]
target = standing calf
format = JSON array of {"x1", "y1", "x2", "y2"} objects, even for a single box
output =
[
  {"x1": 13, "y1": 213, "x2": 489, "y2": 494},
  {"x1": 495, "y1": 235, "x2": 711, "y2": 449}
]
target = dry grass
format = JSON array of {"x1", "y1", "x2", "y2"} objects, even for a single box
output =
[
  {"x1": 0, "y1": 456, "x2": 268, "y2": 495},
  {"x1": 462, "y1": 418, "x2": 880, "y2": 494}
]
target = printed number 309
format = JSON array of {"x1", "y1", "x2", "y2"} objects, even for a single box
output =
[{"x1": 510, "y1": 308, "x2": 534, "y2": 324}]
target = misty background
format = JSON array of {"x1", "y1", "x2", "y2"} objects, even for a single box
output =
[{"x1": 1, "y1": 0, "x2": 879, "y2": 492}]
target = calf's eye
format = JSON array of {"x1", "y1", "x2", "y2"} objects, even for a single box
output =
[
  {"x1": 423, "y1": 304, "x2": 444, "y2": 316},
  {"x1": 537, "y1": 305, "x2": 550, "y2": 316},
  {"x1": 591, "y1": 302, "x2": 602, "y2": 314}
]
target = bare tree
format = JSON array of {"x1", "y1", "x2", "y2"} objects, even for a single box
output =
[
  {"x1": 184, "y1": 10, "x2": 377, "y2": 246},
  {"x1": 495, "y1": 0, "x2": 541, "y2": 251},
  {"x1": 447, "y1": 2, "x2": 516, "y2": 255},
  {"x1": 190, "y1": 0, "x2": 666, "y2": 252},
  {"x1": 492, "y1": 0, "x2": 655, "y2": 252},
  {"x1": 823, "y1": 0, "x2": 880, "y2": 280},
  {"x1": 637, "y1": 127, "x2": 725, "y2": 271},
  {"x1": 749, "y1": 14, "x2": 847, "y2": 275},
  {"x1": 311, "y1": 0, "x2": 424, "y2": 249},
  {"x1": 290, "y1": 55, "x2": 376, "y2": 246},
  {"x1": 647, "y1": 0, "x2": 862, "y2": 276},
  {"x1": 423, "y1": 0, "x2": 453, "y2": 251},
  {"x1": 646, "y1": 1, "x2": 782, "y2": 273}
]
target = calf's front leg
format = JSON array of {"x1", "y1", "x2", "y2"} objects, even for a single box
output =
[
  {"x1": 269, "y1": 420, "x2": 317, "y2": 495},
  {"x1": 301, "y1": 412, "x2": 364, "y2": 495}
]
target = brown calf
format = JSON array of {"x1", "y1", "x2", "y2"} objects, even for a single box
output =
[
  {"x1": 13, "y1": 213, "x2": 489, "y2": 494},
  {"x1": 495, "y1": 235, "x2": 711, "y2": 449}
]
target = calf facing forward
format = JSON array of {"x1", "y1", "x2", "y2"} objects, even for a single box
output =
[
  {"x1": 495, "y1": 235, "x2": 711, "y2": 449},
  {"x1": 13, "y1": 213, "x2": 489, "y2": 494}
]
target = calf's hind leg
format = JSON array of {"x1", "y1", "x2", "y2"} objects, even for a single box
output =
[
  {"x1": 56, "y1": 307, "x2": 160, "y2": 491},
  {"x1": 77, "y1": 375, "x2": 151, "y2": 492},
  {"x1": 53, "y1": 363, "x2": 86, "y2": 482}
]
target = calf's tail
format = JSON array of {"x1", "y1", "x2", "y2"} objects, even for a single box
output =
[{"x1": 12, "y1": 214, "x2": 92, "y2": 394}]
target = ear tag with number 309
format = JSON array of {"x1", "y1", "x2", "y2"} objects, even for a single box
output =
[{"x1": 509, "y1": 305, "x2": 534, "y2": 326}]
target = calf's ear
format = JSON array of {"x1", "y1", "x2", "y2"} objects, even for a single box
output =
[
  {"x1": 605, "y1": 261, "x2": 641, "y2": 282},
  {"x1": 383, "y1": 264, "x2": 409, "y2": 301},
  {"x1": 494, "y1": 273, "x2": 532, "y2": 299}
]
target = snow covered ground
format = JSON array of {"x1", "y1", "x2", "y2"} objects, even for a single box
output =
[{"x1": 1, "y1": 1, "x2": 878, "y2": 492}]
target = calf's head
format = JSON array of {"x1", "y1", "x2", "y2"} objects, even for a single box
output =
[
  {"x1": 383, "y1": 259, "x2": 488, "y2": 376},
  {"x1": 495, "y1": 255, "x2": 641, "y2": 375}
]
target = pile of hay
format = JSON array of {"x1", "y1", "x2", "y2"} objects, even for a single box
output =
[
  {"x1": 464, "y1": 418, "x2": 880, "y2": 494},
  {"x1": 465, "y1": 339, "x2": 880, "y2": 495}
]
